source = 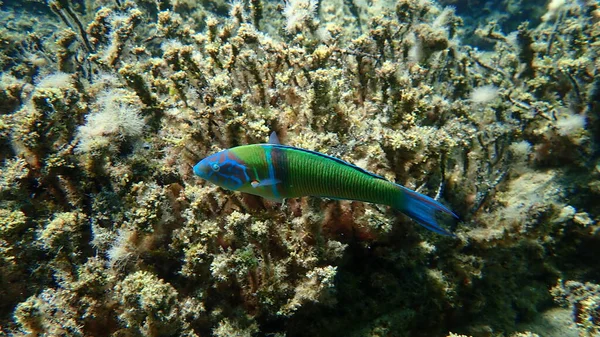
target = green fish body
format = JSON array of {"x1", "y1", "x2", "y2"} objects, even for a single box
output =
[{"x1": 194, "y1": 133, "x2": 457, "y2": 235}]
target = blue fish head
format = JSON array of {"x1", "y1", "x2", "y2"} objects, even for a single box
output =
[{"x1": 193, "y1": 150, "x2": 249, "y2": 191}]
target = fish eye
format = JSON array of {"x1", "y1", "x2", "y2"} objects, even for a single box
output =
[{"x1": 211, "y1": 163, "x2": 220, "y2": 172}]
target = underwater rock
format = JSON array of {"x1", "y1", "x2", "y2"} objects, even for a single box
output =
[{"x1": 0, "y1": 0, "x2": 598, "y2": 336}]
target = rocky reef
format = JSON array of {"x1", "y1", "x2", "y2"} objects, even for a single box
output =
[{"x1": 0, "y1": 0, "x2": 598, "y2": 336}]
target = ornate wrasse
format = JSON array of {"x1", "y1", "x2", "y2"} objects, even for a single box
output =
[{"x1": 193, "y1": 133, "x2": 457, "y2": 236}]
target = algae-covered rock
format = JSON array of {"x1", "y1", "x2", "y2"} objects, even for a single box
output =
[{"x1": 0, "y1": 0, "x2": 598, "y2": 336}]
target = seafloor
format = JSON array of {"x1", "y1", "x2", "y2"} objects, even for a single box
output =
[{"x1": 0, "y1": 0, "x2": 598, "y2": 336}]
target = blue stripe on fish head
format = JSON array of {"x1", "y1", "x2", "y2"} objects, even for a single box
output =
[{"x1": 193, "y1": 150, "x2": 250, "y2": 190}]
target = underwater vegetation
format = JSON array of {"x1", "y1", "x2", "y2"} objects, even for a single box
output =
[{"x1": 0, "y1": 0, "x2": 598, "y2": 336}]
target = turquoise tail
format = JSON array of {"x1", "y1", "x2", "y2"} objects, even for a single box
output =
[{"x1": 396, "y1": 185, "x2": 458, "y2": 236}]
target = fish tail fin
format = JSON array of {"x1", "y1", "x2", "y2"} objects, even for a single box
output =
[{"x1": 394, "y1": 185, "x2": 458, "y2": 236}]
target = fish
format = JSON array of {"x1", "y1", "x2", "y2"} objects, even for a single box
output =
[{"x1": 193, "y1": 132, "x2": 458, "y2": 236}]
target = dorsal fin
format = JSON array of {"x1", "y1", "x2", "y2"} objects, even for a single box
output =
[
  {"x1": 264, "y1": 144, "x2": 388, "y2": 181},
  {"x1": 269, "y1": 132, "x2": 281, "y2": 145}
]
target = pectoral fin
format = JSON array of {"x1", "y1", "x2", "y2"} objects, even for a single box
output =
[{"x1": 251, "y1": 178, "x2": 281, "y2": 188}]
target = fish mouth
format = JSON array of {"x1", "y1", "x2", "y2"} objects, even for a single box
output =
[{"x1": 193, "y1": 161, "x2": 208, "y2": 178}]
